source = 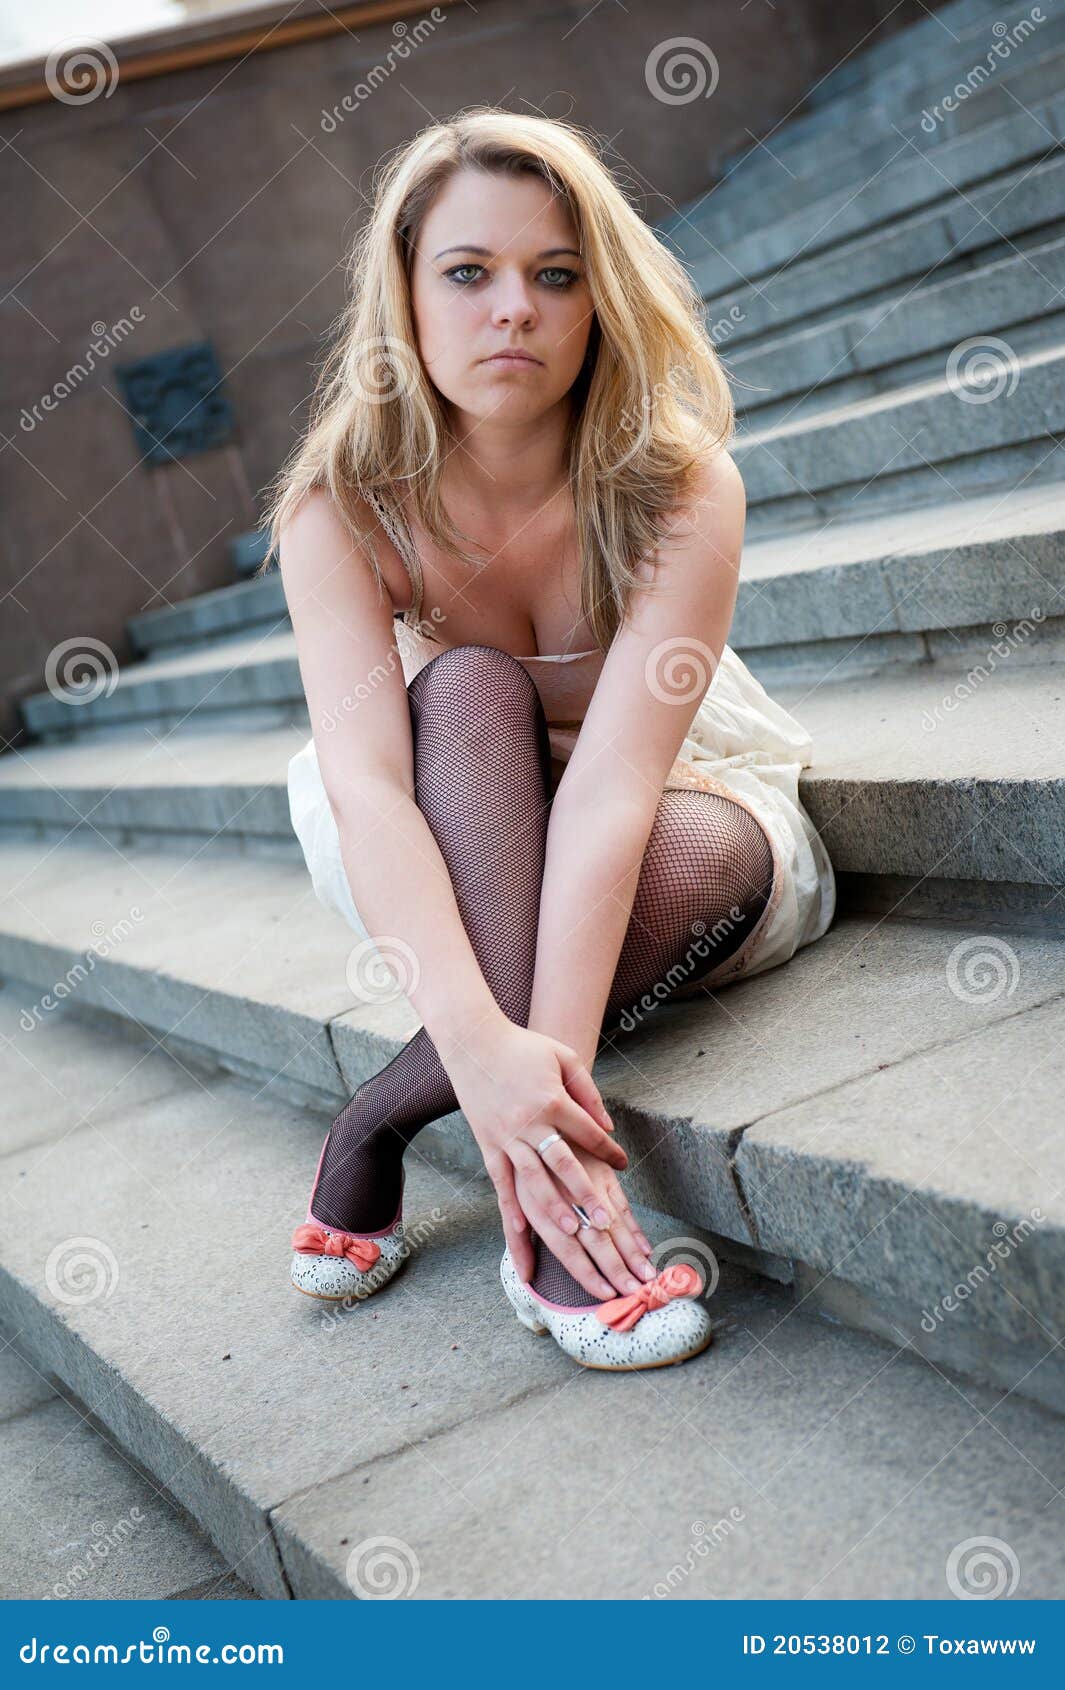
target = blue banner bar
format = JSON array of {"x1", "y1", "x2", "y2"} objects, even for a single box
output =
[{"x1": 1, "y1": 1599, "x2": 1057, "y2": 1680}]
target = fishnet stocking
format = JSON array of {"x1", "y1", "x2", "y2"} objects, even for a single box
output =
[{"x1": 309, "y1": 644, "x2": 774, "y2": 1308}]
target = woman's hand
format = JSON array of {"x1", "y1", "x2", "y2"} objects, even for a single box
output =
[
  {"x1": 513, "y1": 1142, "x2": 655, "y2": 1300},
  {"x1": 443, "y1": 1016, "x2": 633, "y2": 1281}
]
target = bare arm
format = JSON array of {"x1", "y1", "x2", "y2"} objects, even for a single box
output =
[
  {"x1": 279, "y1": 487, "x2": 507, "y2": 1066},
  {"x1": 279, "y1": 488, "x2": 627, "y2": 1293},
  {"x1": 526, "y1": 452, "x2": 747, "y2": 1065}
]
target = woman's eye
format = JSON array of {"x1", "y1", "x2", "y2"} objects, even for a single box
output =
[{"x1": 443, "y1": 265, "x2": 579, "y2": 288}]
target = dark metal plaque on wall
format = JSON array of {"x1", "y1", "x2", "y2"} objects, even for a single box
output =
[{"x1": 115, "y1": 343, "x2": 235, "y2": 465}]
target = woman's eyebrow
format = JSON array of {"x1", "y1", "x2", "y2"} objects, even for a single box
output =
[{"x1": 432, "y1": 244, "x2": 582, "y2": 259}]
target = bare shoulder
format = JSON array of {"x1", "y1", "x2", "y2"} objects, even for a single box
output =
[
  {"x1": 637, "y1": 449, "x2": 744, "y2": 586},
  {"x1": 278, "y1": 484, "x2": 410, "y2": 611},
  {"x1": 685, "y1": 446, "x2": 745, "y2": 521},
  {"x1": 278, "y1": 484, "x2": 358, "y2": 571}
]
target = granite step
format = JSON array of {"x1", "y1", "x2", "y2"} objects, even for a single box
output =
[
  {"x1": 100, "y1": 488, "x2": 1065, "y2": 696},
  {"x1": 785, "y1": 658, "x2": 1065, "y2": 896},
  {"x1": 737, "y1": 482, "x2": 1065, "y2": 673},
  {"x1": 2, "y1": 956, "x2": 1065, "y2": 1597},
  {"x1": 4, "y1": 654, "x2": 1065, "y2": 902},
  {"x1": 128, "y1": 572, "x2": 287, "y2": 657},
  {"x1": 710, "y1": 0, "x2": 1007, "y2": 188},
  {"x1": 0, "y1": 1342, "x2": 254, "y2": 1599},
  {"x1": 730, "y1": 7, "x2": 1065, "y2": 184},
  {"x1": 1, "y1": 843, "x2": 1064, "y2": 1413},
  {"x1": 700, "y1": 33, "x2": 1065, "y2": 248},
  {"x1": 736, "y1": 340, "x2": 1065, "y2": 517},
  {"x1": 731, "y1": 234, "x2": 1065, "y2": 425},
  {"x1": 673, "y1": 91, "x2": 1065, "y2": 302},
  {"x1": 14, "y1": 479, "x2": 1065, "y2": 757},
  {"x1": 0, "y1": 720, "x2": 307, "y2": 847},
  {"x1": 696, "y1": 145, "x2": 1065, "y2": 350},
  {"x1": 20, "y1": 627, "x2": 304, "y2": 741},
  {"x1": 804, "y1": 0, "x2": 1040, "y2": 109}
]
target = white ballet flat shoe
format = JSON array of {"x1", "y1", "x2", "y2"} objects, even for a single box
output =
[
  {"x1": 499, "y1": 1246, "x2": 713, "y2": 1371},
  {"x1": 290, "y1": 1160, "x2": 409, "y2": 1303}
]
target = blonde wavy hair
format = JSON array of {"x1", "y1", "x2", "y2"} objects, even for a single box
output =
[{"x1": 259, "y1": 105, "x2": 734, "y2": 650}]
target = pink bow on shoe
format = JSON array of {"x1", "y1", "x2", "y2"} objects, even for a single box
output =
[
  {"x1": 291, "y1": 1222, "x2": 381, "y2": 1271},
  {"x1": 594, "y1": 1262, "x2": 703, "y2": 1332}
]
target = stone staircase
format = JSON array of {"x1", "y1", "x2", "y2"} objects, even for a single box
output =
[
  {"x1": 2, "y1": 0, "x2": 1064, "y2": 1598},
  {"x1": 0, "y1": 1327, "x2": 254, "y2": 1600}
]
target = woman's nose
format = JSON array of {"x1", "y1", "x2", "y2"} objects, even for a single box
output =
[{"x1": 492, "y1": 279, "x2": 536, "y2": 327}]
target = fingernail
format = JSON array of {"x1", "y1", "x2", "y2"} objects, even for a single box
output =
[
  {"x1": 638, "y1": 1260, "x2": 655, "y2": 1280},
  {"x1": 598, "y1": 1281, "x2": 614, "y2": 1298},
  {"x1": 593, "y1": 1206, "x2": 610, "y2": 1227},
  {"x1": 560, "y1": 1213, "x2": 578, "y2": 1233},
  {"x1": 625, "y1": 1276, "x2": 641, "y2": 1293}
]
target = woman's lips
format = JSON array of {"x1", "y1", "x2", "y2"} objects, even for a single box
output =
[{"x1": 483, "y1": 352, "x2": 542, "y2": 365}]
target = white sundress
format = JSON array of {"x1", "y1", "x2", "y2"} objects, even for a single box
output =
[{"x1": 287, "y1": 497, "x2": 837, "y2": 995}]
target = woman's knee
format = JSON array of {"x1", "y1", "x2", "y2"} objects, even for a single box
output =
[
  {"x1": 642, "y1": 789, "x2": 774, "y2": 903},
  {"x1": 407, "y1": 642, "x2": 536, "y2": 709}
]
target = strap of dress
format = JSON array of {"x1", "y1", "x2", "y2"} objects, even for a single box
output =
[{"x1": 363, "y1": 488, "x2": 420, "y2": 623}]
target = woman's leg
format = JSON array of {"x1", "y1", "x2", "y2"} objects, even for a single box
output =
[
  {"x1": 308, "y1": 644, "x2": 774, "y2": 1306},
  {"x1": 309, "y1": 644, "x2": 555, "y2": 1233},
  {"x1": 525, "y1": 785, "x2": 774, "y2": 1307}
]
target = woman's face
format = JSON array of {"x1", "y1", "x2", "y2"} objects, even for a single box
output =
[{"x1": 409, "y1": 167, "x2": 595, "y2": 430}]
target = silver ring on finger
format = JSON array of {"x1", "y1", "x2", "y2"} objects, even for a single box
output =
[
  {"x1": 536, "y1": 1130, "x2": 563, "y2": 1157},
  {"x1": 572, "y1": 1202, "x2": 594, "y2": 1231}
]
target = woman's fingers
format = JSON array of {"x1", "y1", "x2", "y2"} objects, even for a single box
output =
[
  {"x1": 612, "y1": 1191, "x2": 654, "y2": 1257},
  {"x1": 511, "y1": 1152, "x2": 653, "y2": 1298},
  {"x1": 554, "y1": 1047, "x2": 615, "y2": 1133},
  {"x1": 510, "y1": 1142, "x2": 594, "y2": 1240},
  {"x1": 512, "y1": 1174, "x2": 618, "y2": 1301},
  {"x1": 550, "y1": 1089, "x2": 628, "y2": 1169},
  {"x1": 603, "y1": 1206, "x2": 655, "y2": 1282},
  {"x1": 570, "y1": 1212, "x2": 652, "y2": 1295},
  {"x1": 531, "y1": 1134, "x2": 617, "y2": 1225},
  {"x1": 486, "y1": 1152, "x2": 535, "y2": 1283},
  {"x1": 588, "y1": 1176, "x2": 655, "y2": 1272}
]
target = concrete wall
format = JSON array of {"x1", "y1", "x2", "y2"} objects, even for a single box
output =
[{"x1": 0, "y1": 0, "x2": 938, "y2": 745}]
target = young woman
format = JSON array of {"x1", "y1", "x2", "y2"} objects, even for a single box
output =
[{"x1": 263, "y1": 107, "x2": 836, "y2": 1372}]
